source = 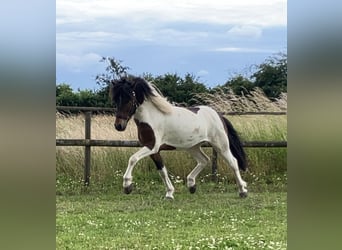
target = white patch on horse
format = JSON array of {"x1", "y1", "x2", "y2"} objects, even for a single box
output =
[{"x1": 193, "y1": 127, "x2": 200, "y2": 134}]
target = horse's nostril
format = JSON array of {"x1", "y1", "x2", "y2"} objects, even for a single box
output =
[
  {"x1": 115, "y1": 123, "x2": 126, "y2": 131},
  {"x1": 115, "y1": 123, "x2": 122, "y2": 131}
]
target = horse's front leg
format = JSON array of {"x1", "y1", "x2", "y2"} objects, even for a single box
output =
[
  {"x1": 150, "y1": 153, "x2": 175, "y2": 199},
  {"x1": 123, "y1": 146, "x2": 154, "y2": 194}
]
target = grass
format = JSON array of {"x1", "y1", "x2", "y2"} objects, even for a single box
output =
[{"x1": 56, "y1": 184, "x2": 287, "y2": 250}]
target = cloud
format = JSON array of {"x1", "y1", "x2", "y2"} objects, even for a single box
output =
[
  {"x1": 56, "y1": 31, "x2": 128, "y2": 52},
  {"x1": 57, "y1": 0, "x2": 287, "y2": 27},
  {"x1": 57, "y1": 52, "x2": 102, "y2": 73},
  {"x1": 227, "y1": 25, "x2": 263, "y2": 39},
  {"x1": 57, "y1": 31, "x2": 127, "y2": 42},
  {"x1": 56, "y1": 0, "x2": 286, "y2": 51},
  {"x1": 197, "y1": 69, "x2": 209, "y2": 76},
  {"x1": 212, "y1": 47, "x2": 276, "y2": 53},
  {"x1": 152, "y1": 28, "x2": 209, "y2": 46},
  {"x1": 56, "y1": 0, "x2": 286, "y2": 52}
]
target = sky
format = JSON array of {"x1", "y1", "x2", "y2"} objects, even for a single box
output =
[{"x1": 56, "y1": 0, "x2": 287, "y2": 91}]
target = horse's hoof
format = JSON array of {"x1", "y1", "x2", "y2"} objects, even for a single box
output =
[
  {"x1": 123, "y1": 184, "x2": 133, "y2": 194},
  {"x1": 189, "y1": 185, "x2": 196, "y2": 194},
  {"x1": 165, "y1": 195, "x2": 174, "y2": 200},
  {"x1": 239, "y1": 192, "x2": 248, "y2": 198}
]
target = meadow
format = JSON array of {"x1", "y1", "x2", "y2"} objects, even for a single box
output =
[
  {"x1": 56, "y1": 89, "x2": 287, "y2": 249},
  {"x1": 57, "y1": 189, "x2": 286, "y2": 249}
]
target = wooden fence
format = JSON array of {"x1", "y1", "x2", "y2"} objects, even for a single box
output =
[{"x1": 56, "y1": 106, "x2": 287, "y2": 186}]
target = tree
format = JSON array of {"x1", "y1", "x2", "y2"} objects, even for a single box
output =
[
  {"x1": 93, "y1": 87, "x2": 112, "y2": 107},
  {"x1": 56, "y1": 83, "x2": 79, "y2": 106},
  {"x1": 152, "y1": 73, "x2": 181, "y2": 103},
  {"x1": 56, "y1": 83, "x2": 112, "y2": 107},
  {"x1": 95, "y1": 57, "x2": 130, "y2": 87},
  {"x1": 77, "y1": 89, "x2": 97, "y2": 107},
  {"x1": 152, "y1": 73, "x2": 208, "y2": 105},
  {"x1": 252, "y1": 53, "x2": 287, "y2": 98},
  {"x1": 93, "y1": 57, "x2": 133, "y2": 107},
  {"x1": 224, "y1": 75, "x2": 254, "y2": 96}
]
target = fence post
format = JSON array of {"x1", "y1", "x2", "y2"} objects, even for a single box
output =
[
  {"x1": 211, "y1": 148, "x2": 218, "y2": 182},
  {"x1": 84, "y1": 111, "x2": 91, "y2": 186}
]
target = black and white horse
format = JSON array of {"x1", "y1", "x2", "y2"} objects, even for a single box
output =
[{"x1": 110, "y1": 76, "x2": 247, "y2": 199}]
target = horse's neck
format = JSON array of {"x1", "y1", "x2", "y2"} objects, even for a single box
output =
[{"x1": 134, "y1": 99, "x2": 163, "y2": 122}]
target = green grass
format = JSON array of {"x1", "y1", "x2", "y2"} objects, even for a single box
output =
[{"x1": 56, "y1": 184, "x2": 287, "y2": 250}]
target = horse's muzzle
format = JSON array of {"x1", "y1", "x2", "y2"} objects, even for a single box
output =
[{"x1": 114, "y1": 118, "x2": 127, "y2": 131}]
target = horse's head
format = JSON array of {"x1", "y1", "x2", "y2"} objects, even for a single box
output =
[
  {"x1": 110, "y1": 76, "x2": 153, "y2": 131},
  {"x1": 110, "y1": 77, "x2": 138, "y2": 131}
]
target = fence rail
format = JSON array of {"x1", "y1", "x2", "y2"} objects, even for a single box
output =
[
  {"x1": 56, "y1": 106, "x2": 287, "y2": 186},
  {"x1": 56, "y1": 106, "x2": 287, "y2": 115},
  {"x1": 56, "y1": 139, "x2": 287, "y2": 148}
]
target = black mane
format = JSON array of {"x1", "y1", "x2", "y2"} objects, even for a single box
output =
[{"x1": 111, "y1": 76, "x2": 155, "y2": 105}]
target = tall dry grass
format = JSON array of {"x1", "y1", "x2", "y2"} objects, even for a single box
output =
[
  {"x1": 193, "y1": 87, "x2": 287, "y2": 112},
  {"x1": 56, "y1": 112, "x2": 137, "y2": 140}
]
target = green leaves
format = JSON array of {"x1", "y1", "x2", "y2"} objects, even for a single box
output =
[
  {"x1": 252, "y1": 53, "x2": 287, "y2": 99},
  {"x1": 152, "y1": 73, "x2": 207, "y2": 105},
  {"x1": 56, "y1": 84, "x2": 111, "y2": 108}
]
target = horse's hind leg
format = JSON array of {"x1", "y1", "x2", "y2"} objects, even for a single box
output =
[
  {"x1": 186, "y1": 146, "x2": 210, "y2": 193},
  {"x1": 150, "y1": 153, "x2": 175, "y2": 199},
  {"x1": 219, "y1": 148, "x2": 248, "y2": 197}
]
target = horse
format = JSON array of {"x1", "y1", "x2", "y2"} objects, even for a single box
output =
[{"x1": 110, "y1": 76, "x2": 248, "y2": 199}]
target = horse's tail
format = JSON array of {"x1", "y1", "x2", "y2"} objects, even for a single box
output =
[{"x1": 221, "y1": 116, "x2": 247, "y2": 171}]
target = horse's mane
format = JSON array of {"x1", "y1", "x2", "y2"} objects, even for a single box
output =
[{"x1": 132, "y1": 77, "x2": 173, "y2": 114}]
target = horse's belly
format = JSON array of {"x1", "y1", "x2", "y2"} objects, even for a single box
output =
[{"x1": 162, "y1": 126, "x2": 208, "y2": 148}]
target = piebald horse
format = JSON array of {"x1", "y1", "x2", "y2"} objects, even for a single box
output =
[{"x1": 110, "y1": 76, "x2": 248, "y2": 199}]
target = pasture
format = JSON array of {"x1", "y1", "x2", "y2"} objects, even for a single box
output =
[
  {"x1": 56, "y1": 186, "x2": 286, "y2": 250},
  {"x1": 56, "y1": 111, "x2": 287, "y2": 249}
]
